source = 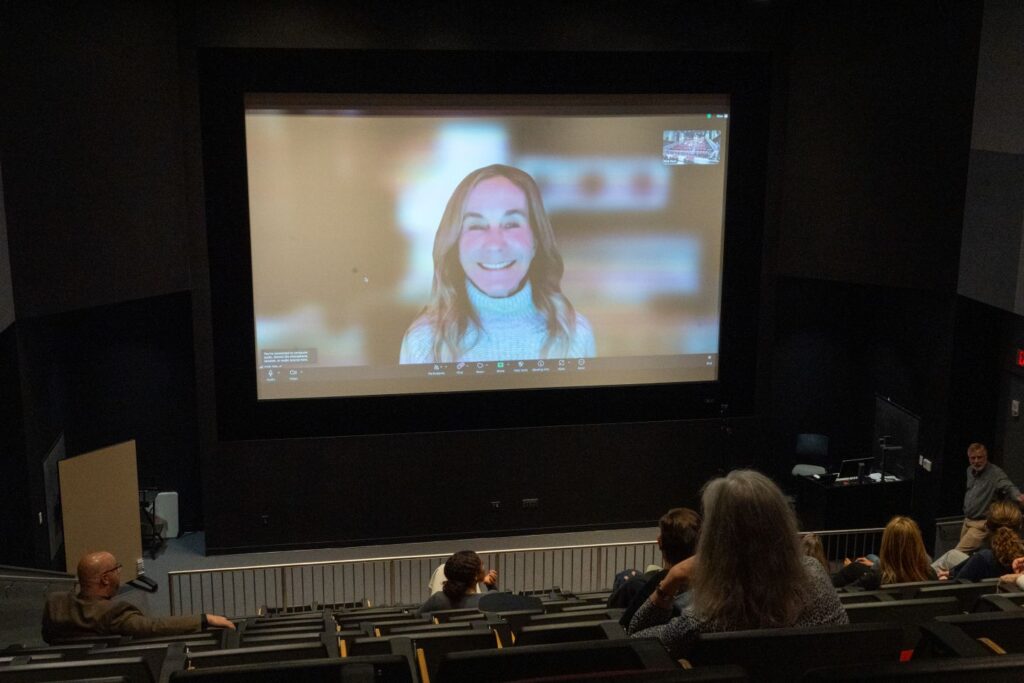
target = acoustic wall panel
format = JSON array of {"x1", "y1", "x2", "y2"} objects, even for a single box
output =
[{"x1": 58, "y1": 440, "x2": 141, "y2": 581}]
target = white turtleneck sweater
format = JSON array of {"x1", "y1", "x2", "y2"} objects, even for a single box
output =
[{"x1": 399, "y1": 280, "x2": 595, "y2": 363}]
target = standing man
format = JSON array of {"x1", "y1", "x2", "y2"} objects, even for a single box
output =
[
  {"x1": 956, "y1": 443, "x2": 1024, "y2": 553},
  {"x1": 43, "y1": 551, "x2": 234, "y2": 644}
]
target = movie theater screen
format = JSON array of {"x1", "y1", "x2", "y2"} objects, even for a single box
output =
[{"x1": 246, "y1": 94, "x2": 730, "y2": 399}]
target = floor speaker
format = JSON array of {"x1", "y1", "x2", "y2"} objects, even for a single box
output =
[{"x1": 154, "y1": 491, "x2": 179, "y2": 539}]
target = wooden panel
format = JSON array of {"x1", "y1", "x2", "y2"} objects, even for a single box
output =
[{"x1": 59, "y1": 440, "x2": 141, "y2": 581}]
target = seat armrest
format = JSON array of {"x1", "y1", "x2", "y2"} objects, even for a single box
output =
[{"x1": 916, "y1": 621, "x2": 992, "y2": 658}]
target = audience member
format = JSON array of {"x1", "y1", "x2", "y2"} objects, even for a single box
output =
[
  {"x1": 998, "y1": 556, "x2": 1024, "y2": 588},
  {"x1": 427, "y1": 560, "x2": 497, "y2": 595},
  {"x1": 833, "y1": 516, "x2": 935, "y2": 590},
  {"x1": 42, "y1": 551, "x2": 234, "y2": 644},
  {"x1": 801, "y1": 533, "x2": 829, "y2": 573},
  {"x1": 418, "y1": 550, "x2": 494, "y2": 614},
  {"x1": 942, "y1": 515, "x2": 1024, "y2": 581},
  {"x1": 608, "y1": 507, "x2": 701, "y2": 627},
  {"x1": 627, "y1": 470, "x2": 847, "y2": 658},
  {"x1": 956, "y1": 443, "x2": 1024, "y2": 553},
  {"x1": 935, "y1": 499, "x2": 1021, "y2": 572}
]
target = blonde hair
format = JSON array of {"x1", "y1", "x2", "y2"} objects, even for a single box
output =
[
  {"x1": 801, "y1": 533, "x2": 829, "y2": 573},
  {"x1": 878, "y1": 516, "x2": 932, "y2": 584},
  {"x1": 690, "y1": 470, "x2": 809, "y2": 630},
  {"x1": 411, "y1": 164, "x2": 578, "y2": 362}
]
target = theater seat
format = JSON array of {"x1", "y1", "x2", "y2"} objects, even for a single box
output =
[
  {"x1": 169, "y1": 654, "x2": 414, "y2": 682},
  {"x1": 804, "y1": 653, "x2": 1024, "y2": 681},
  {"x1": 0, "y1": 655, "x2": 154, "y2": 682},
  {"x1": 843, "y1": 596, "x2": 961, "y2": 649},
  {"x1": 689, "y1": 622, "x2": 902, "y2": 682},
  {"x1": 515, "y1": 620, "x2": 625, "y2": 646},
  {"x1": 435, "y1": 637, "x2": 684, "y2": 682}
]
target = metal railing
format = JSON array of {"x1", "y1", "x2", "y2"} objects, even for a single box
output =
[
  {"x1": 168, "y1": 527, "x2": 884, "y2": 616},
  {"x1": 168, "y1": 540, "x2": 659, "y2": 616},
  {"x1": 801, "y1": 527, "x2": 885, "y2": 570}
]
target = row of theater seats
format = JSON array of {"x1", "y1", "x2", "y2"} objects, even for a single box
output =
[{"x1": 8, "y1": 583, "x2": 1024, "y2": 681}]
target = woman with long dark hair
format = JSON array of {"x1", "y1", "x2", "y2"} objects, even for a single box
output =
[{"x1": 400, "y1": 164, "x2": 595, "y2": 363}]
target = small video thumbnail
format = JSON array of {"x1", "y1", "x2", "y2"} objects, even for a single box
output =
[{"x1": 663, "y1": 129, "x2": 722, "y2": 165}]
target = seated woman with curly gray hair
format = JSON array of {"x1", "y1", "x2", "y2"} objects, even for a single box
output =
[{"x1": 627, "y1": 469, "x2": 847, "y2": 658}]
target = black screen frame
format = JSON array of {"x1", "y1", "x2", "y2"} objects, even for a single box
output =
[{"x1": 199, "y1": 49, "x2": 770, "y2": 440}]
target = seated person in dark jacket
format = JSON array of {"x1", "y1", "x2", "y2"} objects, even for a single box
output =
[
  {"x1": 945, "y1": 525, "x2": 1023, "y2": 582},
  {"x1": 608, "y1": 507, "x2": 701, "y2": 627},
  {"x1": 937, "y1": 500, "x2": 1023, "y2": 581},
  {"x1": 42, "y1": 551, "x2": 234, "y2": 644},
  {"x1": 418, "y1": 550, "x2": 496, "y2": 614},
  {"x1": 832, "y1": 516, "x2": 936, "y2": 590}
]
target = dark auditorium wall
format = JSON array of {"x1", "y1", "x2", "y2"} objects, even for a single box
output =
[
  {"x1": 1, "y1": 3, "x2": 203, "y2": 565},
  {"x1": 0, "y1": 162, "x2": 13, "y2": 331},
  {"x1": 770, "y1": 278, "x2": 960, "y2": 541},
  {"x1": 948, "y1": 1, "x2": 1024, "y2": 513},
  {"x1": 958, "y1": 0, "x2": 1024, "y2": 314},
  {"x1": 53, "y1": 294, "x2": 202, "y2": 530},
  {"x1": 775, "y1": 2, "x2": 978, "y2": 293},
  {"x1": 942, "y1": 297, "x2": 1009, "y2": 515},
  {"x1": 1, "y1": 3, "x2": 190, "y2": 318},
  {"x1": 0, "y1": 159, "x2": 29, "y2": 565},
  {"x1": 767, "y1": 2, "x2": 984, "y2": 544},
  {"x1": 995, "y1": 314, "x2": 1024, "y2": 487},
  {"x1": 0, "y1": 0, "x2": 1010, "y2": 559},
  {"x1": 0, "y1": 323, "x2": 29, "y2": 566}
]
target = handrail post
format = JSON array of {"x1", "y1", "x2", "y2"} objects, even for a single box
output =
[
  {"x1": 389, "y1": 559, "x2": 396, "y2": 606},
  {"x1": 168, "y1": 574, "x2": 176, "y2": 616},
  {"x1": 280, "y1": 566, "x2": 289, "y2": 612}
]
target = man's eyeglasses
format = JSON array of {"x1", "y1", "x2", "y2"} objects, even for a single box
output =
[{"x1": 102, "y1": 564, "x2": 123, "y2": 576}]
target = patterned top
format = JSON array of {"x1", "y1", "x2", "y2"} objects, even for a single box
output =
[{"x1": 628, "y1": 556, "x2": 848, "y2": 658}]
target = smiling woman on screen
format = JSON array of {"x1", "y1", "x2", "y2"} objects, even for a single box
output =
[{"x1": 399, "y1": 164, "x2": 595, "y2": 364}]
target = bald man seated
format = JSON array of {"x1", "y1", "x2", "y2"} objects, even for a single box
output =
[{"x1": 42, "y1": 551, "x2": 234, "y2": 644}]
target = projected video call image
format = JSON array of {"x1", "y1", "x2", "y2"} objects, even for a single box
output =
[{"x1": 245, "y1": 97, "x2": 730, "y2": 399}]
